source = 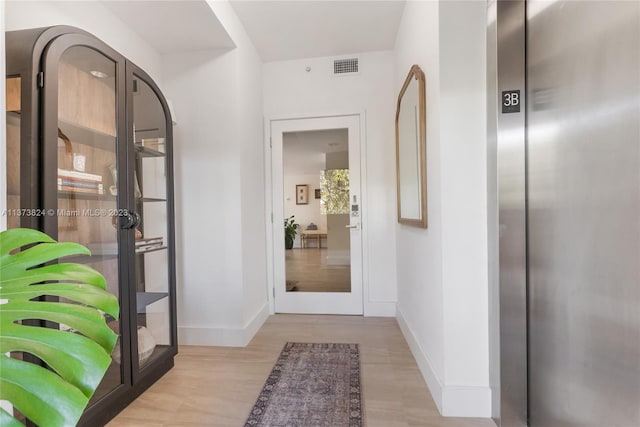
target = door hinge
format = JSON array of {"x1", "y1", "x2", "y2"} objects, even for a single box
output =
[
  {"x1": 273, "y1": 287, "x2": 275, "y2": 298},
  {"x1": 269, "y1": 137, "x2": 272, "y2": 148},
  {"x1": 37, "y1": 72, "x2": 44, "y2": 88},
  {"x1": 271, "y1": 212, "x2": 273, "y2": 223}
]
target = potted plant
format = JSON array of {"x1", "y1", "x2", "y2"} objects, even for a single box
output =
[
  {"x1": 0, "y1": 228, "x2": 119, "y2": 427},
  {"x1": 284, "y1": 216, "x2": 299, "y2": 249}
]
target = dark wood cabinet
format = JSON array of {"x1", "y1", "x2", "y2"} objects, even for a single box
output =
[{"x1": 5, "y1": 26, "x2": 177, "y2": 426}]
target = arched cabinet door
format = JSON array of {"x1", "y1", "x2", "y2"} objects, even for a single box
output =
[
  {"x1": 125, "y1": 62, "x2": 177, "y2": 382},
  {"x1": 6, "y1": 25, "x2": 177, "y2": 426},
  {"x1": 40, "y1": 33, "x2": 133, "y2": 419}
]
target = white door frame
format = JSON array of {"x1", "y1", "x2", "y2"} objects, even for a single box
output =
[{"x1": 264, "y1": 112, "x2": 368, "y2": 315}]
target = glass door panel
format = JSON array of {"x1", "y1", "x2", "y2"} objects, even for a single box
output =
[
  {"x1": 5, "y1": 76, "x2": 21, "y2": 230},
  {"x1": 132, "y1": 76, "x2": 171, "y2": 369},
  {"x1": 5, "y1": 75, "x2": 26, "y2": 424},
  {"x1": 283, "y1": 129, "x2": 351, "y2": 293},
  {"x1": 55, "y1": 46, "x2": 123, "y2": 403}
]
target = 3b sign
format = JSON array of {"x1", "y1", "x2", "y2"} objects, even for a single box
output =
[{"x1": 502, "y1": 90, "x2": 521, "y2": 113}]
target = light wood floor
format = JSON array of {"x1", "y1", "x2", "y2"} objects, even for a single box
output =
[
  {"x1": 107, "y1": 315, "x2": 494, "y2": 427},
  {"x1": 286, "y1": 249, "x2": 351, "y2": 292}
]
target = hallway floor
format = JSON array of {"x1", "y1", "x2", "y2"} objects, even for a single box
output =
[
  {"x1": 107, "y1": 315, "x2": 494, "y2": 427},
  {"x1": 286, "y1": 248, "x2": 351, "y2": 292}
]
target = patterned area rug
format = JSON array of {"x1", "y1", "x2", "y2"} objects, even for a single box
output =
[{"x1": 245, "y1": 342, "x2": 363, "y2": 427}]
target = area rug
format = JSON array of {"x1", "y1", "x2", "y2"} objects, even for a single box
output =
[{"x1": 244, "y1": 342, "x2": 363, "y2": 427}]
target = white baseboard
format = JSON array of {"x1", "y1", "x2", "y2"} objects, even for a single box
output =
[
  {"x1": 396, "y1": 305, "x2": 492, "y2": 418},
  {"x1": 178, "y1": 302, "x2": 270, "y2": 347},
  {"x1": 364, "y1": 301, "x2": 396, "y2": 317},
  {"x1": 395, "y1": 306, "x2": 444, "y2": 412},
  {"x1": 243, "y1": 302, "x2": 270, "y2": 344}
]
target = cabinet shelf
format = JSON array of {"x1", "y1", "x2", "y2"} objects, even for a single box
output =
[
  {"x1": 58, "y1": 118, "x2": 116, "y2": 152},
  {"x1": 138, "y1": 197, "x2": 166, "y2": 203},
  {"x1": 134, "y1": 144, "x2": 165, "y2": 158},
  {"x1": 136, "y1": 292, "x2": 168, "y2": 313},
  {"x1": 62, "y1": 253, "x2": 118, "y2": 264},
  {"x1": 139, "y1": 345, "x2": 172, "y2": 369},
  {"x1": 8, "y1": 107, "x2": 116, "y2": 155},
  {"x1": 79, "y1": 244, "x2": 168, "y2": 257},
  {"x1": 7, "y1": 110, "x2": 21, "y2": 126},
  {"x1": 136, "y1": 245, "x2": 167, "y2": 255},
  {"x1": 58, "y1": 190, "x2": 116, "y2": 201}
]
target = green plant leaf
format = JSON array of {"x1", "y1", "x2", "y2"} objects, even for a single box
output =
[
  {"x1": 0, "y1": 323, "x2": 113, "y2": 397},
  {"x1": 0, "y1": 409, "x2": 25, "y2": 427},
  {"x1": 2, "y1": 301, "x2": 118, "y2": 352},
  {"x1": 0, "y1": 355, "x2": 88, "y2": 427},
  {"x1": 1, "y1": 242, "x2": 90, "y2": 276},
  {"x1": 2, "y1": 282, "x2": 119, "y2": 318},
  {"x1": 0, "y1": 228, "x2": 55, "y2": 256},
  {"x1": 1, "y1": 263, "x2": 107, "y2": 291},
  {"x1": 0, "y1": 228, "x2": 120, "y2": 427}
]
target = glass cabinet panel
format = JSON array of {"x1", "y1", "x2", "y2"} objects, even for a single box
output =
[
  {"x1": 132, "y1": 75, "x2": 172, "y2": 369},
  {"x1": 5, "y1": 75, "x2": 25, "y2": 424},
  {"x1": 55, "y1": 46, "x2": 124, "y2": 402},
  {"x1": 5, "y1": 76, "x2": 20, "y2": 229}
]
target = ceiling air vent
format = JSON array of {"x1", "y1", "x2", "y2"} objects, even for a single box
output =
[{"x1": 333, "y1": 58, "x2": 359, "y2": 75}]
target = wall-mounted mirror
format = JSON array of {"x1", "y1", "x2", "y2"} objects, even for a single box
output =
[{"x1": 396, "y1": 64, "x2": 427, "y2": 228}]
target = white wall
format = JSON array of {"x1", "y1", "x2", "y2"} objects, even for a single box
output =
[
  {"x1": 264, "y1": 51, "x2": 398, "y2": 316},
  {"x1": 4, "y1": 1, "x2": 163, "y2": 85},
  {"x1": 165, "y1": 1, "x2": 268, "y2": 346},
  {"x1": 440, "y1": 0, "x2": 489, "y2": 411},
  {"x1": 228, "y1": 0, "x2": 270, "y2": 337},
  {"x1": 394, "y1": 0, "x2": 490, "y2": 418},
  {"x1": 394, "y1": 0, "x2": 445, "y2": 406}
]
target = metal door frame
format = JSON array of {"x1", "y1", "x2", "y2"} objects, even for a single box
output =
[{"x1": 490, "y1": 1, "x2": 528, "y2": 426}]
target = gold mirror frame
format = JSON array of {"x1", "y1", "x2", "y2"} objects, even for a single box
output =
[{"x1": 395, "y1": 64, "x2": 427, "y2": 228}]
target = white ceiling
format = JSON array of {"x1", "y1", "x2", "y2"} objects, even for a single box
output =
[
  {"x1": 284, "y1": 129, "x2": 348, "y2": 176},
  {"x1": 101, "y1": 1, "x2": 405, "y2": 61},
  {"x1": 229, "y1": 0, "x2": 406, "y2": 62},
  {"x1": 101, "y1": 1, "x2": 235, "y2": 54}
]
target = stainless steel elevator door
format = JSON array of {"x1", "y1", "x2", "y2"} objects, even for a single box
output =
[{"x1": 527, "y1": 1, "x2": 640, "y2": 426}]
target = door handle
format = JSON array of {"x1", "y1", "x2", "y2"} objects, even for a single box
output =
[
  {"x1": 119, "y1": 210, "x2": 140, "y2": 229},
  {"x1": 345, "y1": 224, "x2": 360, "y2": 229}
]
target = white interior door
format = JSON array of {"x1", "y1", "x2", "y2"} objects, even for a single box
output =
[{"x1": 271, "y1": 115, "x2": 363, "y2": 314}]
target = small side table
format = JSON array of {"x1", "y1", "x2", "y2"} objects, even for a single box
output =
[{"x1": 300, "y1": 231, "x2": 327, "y2": 248}]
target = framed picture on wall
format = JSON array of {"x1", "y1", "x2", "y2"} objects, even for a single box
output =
[{"x1": 296, "y1": 184, "x2": 309, "y2": 205}]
